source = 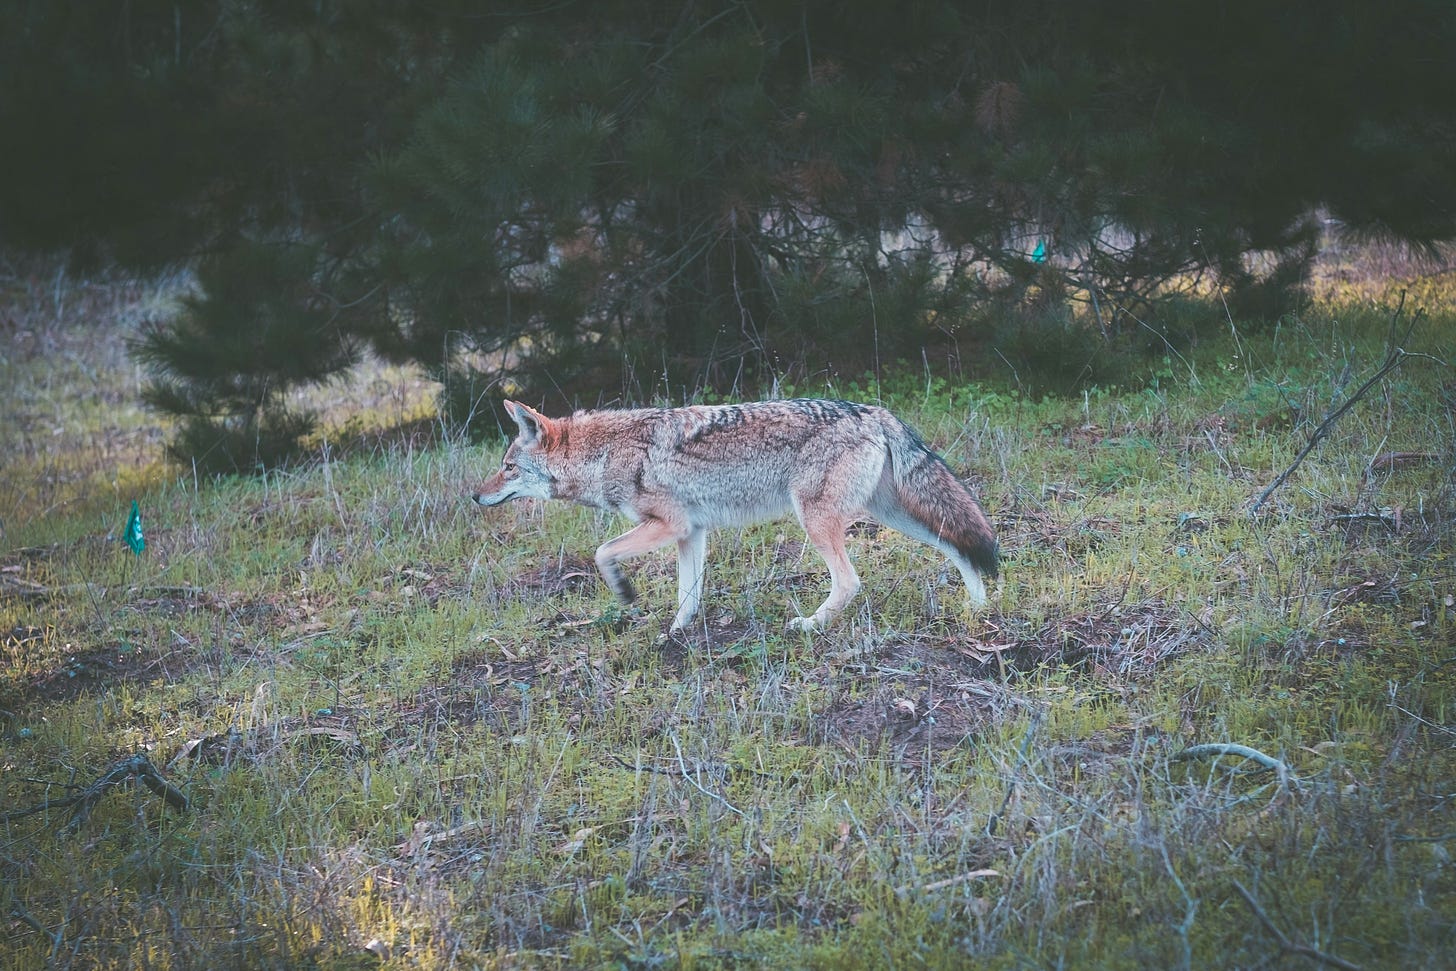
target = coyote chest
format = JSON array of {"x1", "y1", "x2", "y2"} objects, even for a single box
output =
[{"x1": 473, "y1": 399, "x2": 998, "y2": 633}]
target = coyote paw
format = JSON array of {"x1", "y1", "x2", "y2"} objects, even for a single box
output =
[{"x1": 786, "y1": 616, "x2": 820, "y2": 633}]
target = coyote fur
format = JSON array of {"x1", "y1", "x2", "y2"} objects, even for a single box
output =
[{"x1": 472, "y1": 399, "x2": 999, "y2": 632}]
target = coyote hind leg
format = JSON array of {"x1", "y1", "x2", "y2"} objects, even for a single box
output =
[{"x1": 788, "y1": 509, "x2": 861, "y2": 632}]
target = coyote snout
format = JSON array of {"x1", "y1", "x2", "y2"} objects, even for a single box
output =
[{"x1": 473, "y1": 398, "x2": 998, "y2": 633}]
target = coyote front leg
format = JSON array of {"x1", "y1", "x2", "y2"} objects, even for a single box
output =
[
  {"x1": 672, "y1": 528, "x2": 708, "y2": 631},
  {"x1": 591, "y1": 521, "x2": 687, "y2": 620}
]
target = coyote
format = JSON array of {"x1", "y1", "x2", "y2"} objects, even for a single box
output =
[{"x1": 472, "y1": 399, "x2": 998, "y2": 632}]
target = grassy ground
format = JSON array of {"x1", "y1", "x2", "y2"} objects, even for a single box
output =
[{"x1": 2, "y1": 252, "x2": 1454, "y2": 969}]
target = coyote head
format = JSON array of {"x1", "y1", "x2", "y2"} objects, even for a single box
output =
[{"x1": 471, "y1": 400, "x2": 558, "y2": 506}]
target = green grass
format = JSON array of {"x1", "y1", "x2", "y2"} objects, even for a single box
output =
[{"x1": 2, "y1": 256, "x2": 1454, "y2": 969}]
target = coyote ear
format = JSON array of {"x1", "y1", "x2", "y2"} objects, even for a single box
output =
[{"x1": 503, "y1": 400, "x2": 550, "y2": 443}]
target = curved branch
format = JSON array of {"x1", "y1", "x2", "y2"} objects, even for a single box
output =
[{"x1": 1175, "y1": 742, "x2": 1286, "y2": 772}]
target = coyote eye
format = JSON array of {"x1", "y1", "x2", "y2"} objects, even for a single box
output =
[{"x1": 502, "y1": 460, "x2": 516, "y2": 472}]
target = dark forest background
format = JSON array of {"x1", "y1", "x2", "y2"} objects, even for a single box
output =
[{"x1": 4, "y1": 0, "x2": 1454, "y2": 471}]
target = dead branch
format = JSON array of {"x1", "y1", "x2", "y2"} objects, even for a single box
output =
[
  {"x1": 0, "y1": 754, "x2": 190, "y2": 833},
  {"x1": 0, "y1": 578, "x2": 206, "y2": 602},
  {"x1": 669, "y1": 734, "x2": 743, "y2": 816},
  {"x1": 1368, "y1": 451, "x2": 1438, "y2": 472},
  {"x1": 895, "y1": 869, "x2": 1002, "y2": 895},
  {"x1": 1327, "y1": 511, "x2": 1400, "y2": 531},
  {"x1": 1250, "y1": 294, "x2": 1428, "y2": 514},
  {"x1": 1232, "y1": 879, "x2": 1362, "y2": 971},
  {"x1": 1175, "y1": 742, "x2": 1297, "y2": 784}
]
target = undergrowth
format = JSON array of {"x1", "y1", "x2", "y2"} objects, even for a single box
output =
[{"x1": 1, "y1": 255, "x2": 1454, "y2": 969}]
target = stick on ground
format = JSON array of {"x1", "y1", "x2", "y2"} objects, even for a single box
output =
[{"x1": 0, "y1": 754, "x2": 190, "y2": 834}]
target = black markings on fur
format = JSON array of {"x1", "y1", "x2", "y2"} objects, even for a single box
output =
[
  {"x1": 683, "y1": 405, "x2": 747, "y2": 443},
  {"x1": 786, "y1": 398, "x2": 872, "y2": 424},
  {"x1": 682, "y1": 399, "x2": 874, "y2": 447}
]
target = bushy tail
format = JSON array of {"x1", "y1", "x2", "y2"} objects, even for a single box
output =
[{"x1": 874, "y1": 418, "x2": 999, "y2": 579}]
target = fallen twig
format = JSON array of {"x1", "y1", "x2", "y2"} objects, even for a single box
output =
[
  {"x1": 8, "y1": 904, "x2": 62, "y2": 952},
  {"x1": 1175, "y1": 742, "x2": 1298, "y2": 787},
  {"x1": 1368, "y1": 451, "x2": 1438, "y2": 472},
  {"x1": 1393, "y1": 831, "x2": 1456, "y2": 844},
  {"x1": 669, "y1": 734, "x2": 743, "y2": 816},
  {"x1": 0, "y1": 578, "x2": 111, "y2": 602},
  {"x1": 1232, "y1": 879, "x2": 1362, "y2": 971},
  {"x1": 1328, "y1": 511, "x2": 1400, "y2": 531},
  {"x1": 1175, "y1": 742, "x2": 1286, "y2": 773},
  {"x1": 1, "y1": 754, "x2": 190, "y2": 833},
  {"x1": 895, "y1": 869, "x2": 1002, "y2": 895},
  {"x1": 0, "y1": 578, "x2": 207, "y2": 602}
]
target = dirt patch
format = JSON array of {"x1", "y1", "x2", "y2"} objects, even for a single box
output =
[
  {"x1": 401, "y1": 653, "x2": 554, "y2": 737},
  {"x1": 991, "y1": 600, "x2": 1206, "y2": 676},
  {"x1": 0, "y1": 641, "x2": 191, "y2": 715},
  {"x1": 364, "y1": 564, "x2": 463, "y2": 609},
  {"x1": 820, "y1": 683, "x2": 1009, "y2": 764},
  {"x1": 0, "y1": 584, "x2": 274, "y2": 718},
  {"x1": 814, "y1": 633, "x2": 1028, "y2": 761},
  {"x1": 816, "y1": 601, "x2": 1200, "y2": 759},
  {"x1": 507, "y1": 554, "x2": 600, "y2": 599},
  {"x1": 659, "y1": 616, "x2": 775, "y2": 666},
  {"x1": 1044, "y1": 724, "x2": 1147, "y2": 783},
  {"x1": 392, "y1": 642, "x2": 626, "y2": 739},
  {"x1": 994, "y1": 504, "x2": 1123, "y2": 560}
]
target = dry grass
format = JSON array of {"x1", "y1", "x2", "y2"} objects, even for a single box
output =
[{"x1": 2, "y1": 250, "x2": 1454, "y2": 969}]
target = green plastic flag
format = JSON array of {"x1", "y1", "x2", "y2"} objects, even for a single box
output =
[
  {"x1": 124, "y1": 500, "x2": 145, "y2": 555},
  {"x1": 1031, "y1": 239, "x2": 1047, "y2": 263}
]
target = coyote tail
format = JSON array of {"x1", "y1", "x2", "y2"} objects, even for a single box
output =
[{"x1": 884, "y1": 420, "x2": 1000, "y2": 579}]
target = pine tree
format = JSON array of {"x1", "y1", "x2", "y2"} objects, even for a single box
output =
[
  {"x1": 133, "y1": 243, "x2": 357, "y2": 472},
  {"x1": 5, "y1": 2, "x2": 1454, "y2": 463}
]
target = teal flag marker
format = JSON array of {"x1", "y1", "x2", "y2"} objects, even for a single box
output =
[
  {"x1": 1031, "y1": 239, "x2": 1047, "y2": 263},
  {"x1": 124, "y1": 500, "x2": 145, "y2": 555}
]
